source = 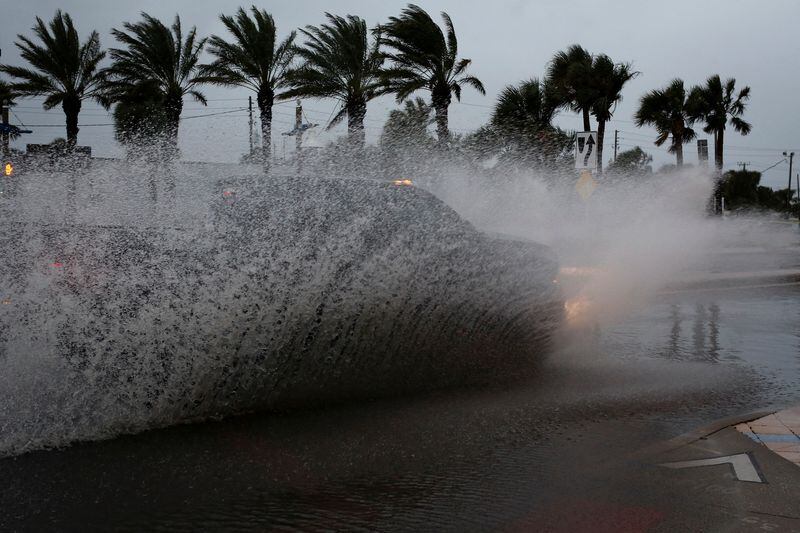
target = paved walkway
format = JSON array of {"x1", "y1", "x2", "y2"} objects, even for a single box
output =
[{"x1": 736, "y1": 406, "x2": 800, "y2": 467}]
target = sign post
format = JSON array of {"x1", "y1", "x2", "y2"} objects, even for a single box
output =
[{"x1": 575, "y1": 132, "x2": 598, "y2": 200}]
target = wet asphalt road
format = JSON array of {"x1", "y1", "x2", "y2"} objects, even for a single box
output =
[{"x1": 1, "y1": 276, "x2": 799, "y2": 532}]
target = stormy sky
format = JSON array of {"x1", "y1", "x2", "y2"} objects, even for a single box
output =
[{"x1": 3, "y1": 0, "x2": 798, "y2": 187}]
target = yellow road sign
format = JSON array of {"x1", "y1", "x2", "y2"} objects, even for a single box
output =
[{"x1": 575, "y1": 170, "x2": 596, "y2": 200}]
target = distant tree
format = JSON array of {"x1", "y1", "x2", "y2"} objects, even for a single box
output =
[
  {"x1": 487, "y1": 78, "x2": 571, "y2": 171},
  {"x1": 111, "y1": 81, "x2": 169, "y2": 159},
  {"x1": 0, "y1": 79, "x2": 18, "y2": 152},
  {"x1": 283, "y1": 13, "x2": 382, "y2": 148},
  {"x1": 687, "y1": 75, "x2": 751, "y2": 170},
  {"x1": 606, "y1": 146, "x2": 653, "y2": 176},
  {"x1": 0, "y1": 10, "x2": 106, "y2": 148},
  {"x1": 200, "y1": 7, "x2": 296, "y2": 173},
  {"x1": 546, "y1": 44, "x2": 594, "y2": 131},
  {"x1": 103, "y1": 13, "x2": 207, "y2": 157},
  {"x1": 0, "y1": 79, "x2": 15, "y2": 107},
  {"x1": 381, "y1": 4, "x2": 485, "y2": 146},
  {"x1": 634, "y1": 79, "x2": 695, "y2": 167},
  {"x1": 589, "y1": 54, "x2": 638, "y2": 174},
  {"x1": 380, "y1": 96, "x2": 434, "y2": 146},
  {"x1": 491, "y1": 78, "x2": 556, "y2": 137},
  {"x1": 720, "y1": 169, "x2": 760, "y2": 209},
  {"x1": 379, "y1": 96, "x2": 434, "y2": 175}
]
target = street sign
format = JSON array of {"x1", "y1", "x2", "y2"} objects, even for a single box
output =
[
  {"x1": 575, "y1": 131, "x2": 598, "y2": 169},
  {"x1": 575, "y1": 170, "x2": 596, "y2": 200}
]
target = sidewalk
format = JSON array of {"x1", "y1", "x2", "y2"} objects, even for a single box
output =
[{"x1": 736, "y1": 407, "x2": 800, "y2": 467}]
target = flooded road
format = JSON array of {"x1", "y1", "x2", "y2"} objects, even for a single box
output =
[{"x1": 1, "y1": 280, "x2": 798, "y2": 531}]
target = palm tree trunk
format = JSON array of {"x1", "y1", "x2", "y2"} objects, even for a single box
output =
[
  {"x1": 257, "y1": 88, "x2": 274, "y2": 174},
  {"x1": 432, "y1": 88, "x2": 451, "y2": 147},
  {"x1": 63, "y1": 97, "x2": 81, "y2": 150},
  {"x1": 596, "y1": 119, "x2": 606, "y2": 175},
  {"x1": 347, "y1": 98, "x2": 366, "y2": 149},
  {"x1": 582, "y1": 108, "x2": 591, "y2": 132},
  {"x1": 164, "y1": 94, "x2": 183, "y2": 159},
  {"x1": 676, "y1": 138, "x2": 684, "y2": 167},
  {"x1": 715, "y1": 129, "x2": 724, "y2": 170}
]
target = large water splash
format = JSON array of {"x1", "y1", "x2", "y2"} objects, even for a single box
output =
[{"x1": 0, "y1": 163, "x2": 560, "y2": 456}]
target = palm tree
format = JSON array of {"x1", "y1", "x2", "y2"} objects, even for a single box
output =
[
  {"x1": 490, "y1": 78, "x2": 572, "y2": 170},
  {"x1": 491, "y1": 78, "x2": 556, "y2": 137},
  {"x1": 589, "y1": 54, "x2": 638, "y2": 174},
  {"x1": 200, "y1": 6, "x2": 296, "y2": 172},
  {"x1": 282, "y1": 13, "x2": 382, "y2": 148},
  {"x1": 546, "y1": 45, "x2": 594, "y2": 131},
  {"x1": 381, "y1": 4, "x2": 485, "y2": 146},
  {"x1": 687, "y1": 75, "x2": 751, "y2": 170},
  {"x1": 103, "y1": 13, "x2": 207, "y2": 156},
  {"x1": 0, "y1": 10, "x2": 106, "y2": 148},
  {"x1": 634, "y1": 79, "x2": 695, "y2": 167}
]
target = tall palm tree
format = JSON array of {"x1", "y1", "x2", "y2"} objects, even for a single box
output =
[
  {"x1": 589, "y1": 54, "x2": 638, "y2": 174},
  {"x1": 546, "y1": 45, "x2": 594, "y2": 131},
  {"x1": 282, "y1": 13, "x2": 382, "y2": 148},
  {"x1": 0, "y1": 10, "x2": 106, "y2": 148},
  {"x1": 200, "y1": 6, "x2": 296, "y2": 172},
  {"x1": 634, "y1": 79, "x2": 696, "y2": 167},
  {"x1": 687, "y1": 75, "x2": 751, "y2": 170},
  {"x1": 381, "y1": 4, "x2": 485, "y2": 146},
  {"x1": 103, "y1": 13, "x2": 207, "y2": 155}
]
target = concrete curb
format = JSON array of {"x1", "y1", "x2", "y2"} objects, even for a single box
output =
[{"x1": 632, "y1": 408, "x2": 777, "y2": 459}]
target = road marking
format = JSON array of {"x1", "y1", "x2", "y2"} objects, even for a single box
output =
[{"x1": 660, "y1": 453, "x2": 764, "y2": 483}]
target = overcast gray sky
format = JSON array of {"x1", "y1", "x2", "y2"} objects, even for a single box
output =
[{"x1": 3, "y1": 0, "x2": 799, "y2": 187}]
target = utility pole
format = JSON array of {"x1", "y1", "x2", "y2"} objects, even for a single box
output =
[
  {"x1": 736, "y1": 161, "x2": 750, "y2": 171},
  {"x1": 613, "y1": 130, "x2": 618, "y2": 162},
  {"x1": 295, "y1": 99, "x2": 303, "y2": 175},
  {"x1": 796, "y1": 172, "x2": 799, "y2": 223},
  {"x1": 784, "y1": 151, "x2": 794, "y2": 211},
  {"x1": 248, "y1": 95, "x2": 254, "y2": 159}
]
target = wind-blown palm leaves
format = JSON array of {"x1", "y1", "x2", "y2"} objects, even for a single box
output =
[
  {"x1": 547, "y1": 46, "x2": 637, "y2": 173},
  {"x1": 487, "y1": 78, "x2": 572, "y2": 170},
  {"x1": 282, "y1": 13, "x2": 382, "y2": 148},
  {"x1": 381, "y1": 4, "x2": 485, "y2": 146},
  {"x1": 634, "y1": 79, "x2": 695, "y2": 167},
  {"x1": 102, "y1": 13, "x2": 207, "y2": 156},
  {"x1": 546, "y1": 45, "x2": 594, "y2": 131},
  {"x1": 590, "y1": 54, "x2": 638, "y2": 173},
  {"x1": 200, "y1": 7, "x2": 295, "y2": 172},
  {"x1": 0, "y1": 10, "x2": 106, "y2": 148},
  {"x1": 687, "y1": 75, "x2": 751, "y2": 170}
]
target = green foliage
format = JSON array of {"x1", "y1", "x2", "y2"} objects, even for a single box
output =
[
  {"x1": 380, "y1": 97, "x2": 435, "y2": 175},
  {"x1": 282, "y1": 13, "x2": 382, "y2": 147},
  {"x1": 634, "y1": 79, "x2": 695, "y2": 165},
  {"x1": 380, "y1": 4, "x2": 484, "y2": 143},
  {"x1": 201, "y1": 7, "x2": 295, "y2": 96},
  {"x1": 606, "y1": 146, "x2": 653, "y2": 176},
  {"x1": 687, "y1": 75, "x2": 751, "y2": 168},
  {"x1": 546, "y1": 45, "x2": 636, "y2": 172},
  {"x1": 103, "y1": 12, "x2": 207, "y2": 156},
  {"x1": 0, "y1": 10, "x2": 106, "y2": 146},
  {"x1": 111, "y1": 81, "x2": 169, "y2": 159},
  {"x1": 0, "y1": 79, "x2": 16, "y2": 106},
  {"x1": 546, "y1": 45, "x2": 594, "y2": 129},
  {"x1": 200, "y1": 6, "x2": 296, "y2": 170},
  {"x1": 720, "y1": 170, "x2": 793, "y2": 212}
]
